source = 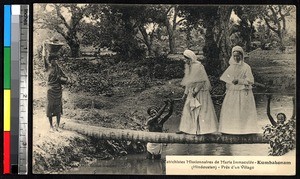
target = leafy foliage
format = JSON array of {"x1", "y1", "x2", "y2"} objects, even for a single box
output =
[
  {"x1": 34, "y1": 4, "x2": 91, "y2": 57},
  {"x1": 85, "y1": 5, "x2": 148, "y2": 60},
  {"x1": 261, "y1": 5, "x2": 296, "y2": 48},
  {"x1": 180, "y1": 6, "x2": 230, "y2": 75},
  {"x1": 232, "y1": 6, "x2": 264, "y2": 51},
  {"x1": 59, "y1": 57, "x2": 113, "y2": 95},
  {"x1": 135, "y1": 55, "x2": 185, "y2": 80},
  {"x1": 263, "y1": 118, "x2": 296, "y2": 156}
]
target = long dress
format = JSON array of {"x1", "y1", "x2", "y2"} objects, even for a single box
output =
[
  {"x1": 179, "y1": 62, "x2": 218, "y2": 135},
  {"x1": 219, "y1": 62, "x2": 259, "y2": 134},
  {"x1": 46, "y1": 63, "x2": 66, "y2": 117}
]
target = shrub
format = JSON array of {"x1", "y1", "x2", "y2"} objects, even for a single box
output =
[
  {"x1": 263, "y1": 118, "x2": 296, "y2": 156},
  {"x1": 279, "y1": 45, "x2": 286, "y2": 52},
  {"x1": 136, "y1": 55, "x2": 185, "y2": 80}
]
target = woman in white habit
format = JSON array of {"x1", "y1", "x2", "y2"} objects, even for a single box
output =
[
  {"x1": 219, "y1": 46, "x2": 259, "y2": 134},
  {"x1": 177, "y1": 49, "x2": 218, "y2": 135}
]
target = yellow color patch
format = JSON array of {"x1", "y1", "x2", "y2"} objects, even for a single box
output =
[{"x1": 4, "y1": 90, "x2": 11, "y2": 131}]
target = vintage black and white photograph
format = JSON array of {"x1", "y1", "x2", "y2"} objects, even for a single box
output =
[{"x1": 32, "y1": 4, "x2": 296, "y2": 174}]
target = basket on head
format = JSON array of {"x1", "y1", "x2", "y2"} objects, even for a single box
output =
[{"x1": 44, "y1": 38, "x2": 64, "y2": 54}]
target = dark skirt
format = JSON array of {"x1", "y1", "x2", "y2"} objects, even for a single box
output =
[{"x1": 46, "y1": 86, "x2": 63, "y2": 117}]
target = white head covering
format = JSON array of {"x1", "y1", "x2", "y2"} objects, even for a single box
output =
[
  {"x1": 183, "y1": 49, "x2": 198, "y2": 62},
  {"x1": 181, "y1": 49, "x2": 210, "y2": 89},
  {"x1": 220, "y1": 46, "x2": 254, "y2": 86},
  {"x1": 229, "y1": 46, "x2": 244, "y2": 65}
]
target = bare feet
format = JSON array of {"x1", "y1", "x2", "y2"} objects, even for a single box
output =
[
  {"x1": 49, "y1": 127, "x2": 55, "y2": 133},
  {"x1": 55, "y1": 126, "x2": 61, "y2": 132}
]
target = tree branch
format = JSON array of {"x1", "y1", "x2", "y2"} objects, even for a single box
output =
[
  {"x1": 264, "y1": 17, "x2": 280, "y2": 35},
  {"x1": 136, "y1": 35, "x2": 147, "y2": 45},
  {"x1": 72, "y1": 16, "x2": 83, "y2": 30},
  {"x1": 269, "y1": 5, "x2": 279, "y2": 26},
  {"x1": 138, "y1": 25, "x2": 150, "y2": 46},
  {"x1": 176, "y1": 18, "x2": 186, "y2": 26},
  {"x1": 72, "y1": 9, "x2": 86, "y2": 29},
  {"x1": 54, "y1": 5, "x2": 71, "y2": 30},
  {"x1": 54, "y1": 25, "x2": 68, "y2": 40},
  {"x1": 172, "y1": 6, "x2": 178, "y2": 32},
  {"x1": 217, "y1": 31, "x2": 224, "y2": 48},
  {"x1": 278, "y1": 6, "x2": 286, "y2": 31},
  {"x1": 165, "y1": 6, "x2": 173, "y2": 16}
]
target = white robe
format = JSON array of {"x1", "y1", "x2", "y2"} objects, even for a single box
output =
[
  {"x1": 179, "y1": 84, "x2": 218, "y2": 134},
  {"x1": 147, "y1": 143, "x2": 162, "y2": 155},
  {"x1": 219, "y1": 62, "x2": 259, "y2": 134},
  {"x1": 179, "y1": 62, "x2": 218, "y2": 135}
]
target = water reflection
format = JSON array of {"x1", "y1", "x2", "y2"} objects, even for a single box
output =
[
  {"x1": 163, "y1": 144, "x2": 233, "y2": 155},
  {"x1": 163, "y1": 143, "x2": 269, "y2": 156},
  {"x1": 146, "y1": 159, "x2": 165, "y2": 175},
  {"x1": 68, "y1": 154, "x2": 165, "y2": 175}
]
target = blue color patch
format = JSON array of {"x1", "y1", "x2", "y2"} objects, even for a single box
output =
[{"x1": 4, "y1": 5, "x2": 11, "y2": 47}]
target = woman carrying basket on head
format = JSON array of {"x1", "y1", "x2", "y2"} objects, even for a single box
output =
[{"x1": 43, "y1": 38, "x2": 68, "y2": 132}]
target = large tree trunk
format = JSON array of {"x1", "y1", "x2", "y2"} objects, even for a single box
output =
[
  {"x1": 54, "y1": 5, "x2": 84, "y2": 58},
  {"x1": 218, "y1": 7, "x2": 233, "y2": 71},
  {"x1": 139, "y1": 26, "x2": 153, "y2": 56},
  {"x1": 168, "y1": 33, "x2": 175, "y2": 54},
  {"x1": 186, "y1": 26, "x2": 192, "y2": 49},
  {"x1": 278, "y1": 29, "x2": 285, "y2": 51},
  {"x1": 166, "y1": 20, "x2": 175, "y2": 54},
  {"x1": 245, "y1": 21, "x2": 254, "y2": 52},
  {"x1": 202, "y1": 15, "x2": 220, "y2": 76},
  {"x1": 165, "y1": 6, "x2": 178, "y2": 54},
  {"x1": 70, "y1": 43, "x2": 80, "y2": 57},
  {"x1": 66, "y1": 32, "x2": 80, "y2": 57},
  {"x1": 62, "y1": 121, "x2": 268, "y2": 144}
]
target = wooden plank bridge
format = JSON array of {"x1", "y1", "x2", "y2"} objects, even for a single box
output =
[{"x1": 62, "y1": 121, "x2": 268, "y2": 144}]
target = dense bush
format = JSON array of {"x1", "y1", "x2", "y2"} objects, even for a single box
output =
[
  {"x1": 75, "y1": 74, "x2": 111, "y2": 95},
  {"x1": 135, "y1": 55, "x2": 185, "y2": 80},
  {"x1": 209, "y1": 75, "x2": 226, "y2": 95},
  {"x1": 279, "y1": 45, "x2": 286, "y2": 52},
  {"x1": 60, "y1": 57, "x2": 113, "y2": 74},
  {"x1": 58, "y1": 57, "x2": 120, "y2": 95},
  {"x1": 50, "y1": 54, "x2": 226, "y2": 96},
  {"x1": 57, "y1": 54, "x2": 228, "y2": 96},
  {"x1": 263, "y1": 118, "x2": 296, "y2": 156}
]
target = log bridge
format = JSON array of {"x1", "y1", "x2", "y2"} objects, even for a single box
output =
[{"x1": 62, "y1": 121, "x2": 268, "y2": 144}]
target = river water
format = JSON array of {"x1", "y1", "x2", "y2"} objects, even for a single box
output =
[{"x1": 66, "y1": 95, "x2": 294, "y2": 175}]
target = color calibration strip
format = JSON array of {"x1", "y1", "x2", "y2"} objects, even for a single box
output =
[
  {"x1": 11, "y1": 5, "x2": 21, "y2": 174},
  {"x1": 4, "y1": 4, "x2": 11, "y2": 174},
  {"x1": 3, "y1": 5, "x2": 29, "y2": 174}
]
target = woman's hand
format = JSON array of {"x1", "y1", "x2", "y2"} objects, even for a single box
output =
[
  {"x1": 232, "y1": 79, "x2": 238, "y2": 85},
  {"x1": 60, "y1": 76, "x2": 68, "y2": 85}
]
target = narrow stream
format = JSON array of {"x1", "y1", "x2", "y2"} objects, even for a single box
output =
[{"x1": 66, "y1": 95, "x2": 294, "y2": 175}]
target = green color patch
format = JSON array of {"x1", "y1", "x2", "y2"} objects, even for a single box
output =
[{"x1": 4, "y1": 47, "x2": 11, "y2": 89}]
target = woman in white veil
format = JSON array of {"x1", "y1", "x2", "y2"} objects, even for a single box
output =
[
  {"x1": 177, "y1": 50, "x2": 218, "y2": 135},
  {"x1": 219, "y1": 46, "x2": 259, "y2": 134}
]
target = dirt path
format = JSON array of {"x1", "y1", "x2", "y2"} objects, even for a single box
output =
[{"x1": 32, "y1": 77, "x2": 174, "y2": 173}]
